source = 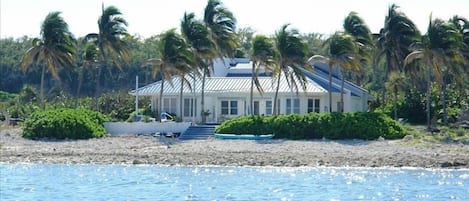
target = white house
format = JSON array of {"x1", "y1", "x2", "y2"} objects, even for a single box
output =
[{"x1": 132, "y1": 58, "x2": 372, "y2": 123}]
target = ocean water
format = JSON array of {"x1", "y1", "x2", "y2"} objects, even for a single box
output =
[{"x1": 1, "y1": 163, "x2": 468, "y2": 201}]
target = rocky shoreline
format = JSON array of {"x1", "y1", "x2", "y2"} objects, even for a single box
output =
[{"x1": 1, "y1": 128, "x2": 468, "y2": 168}]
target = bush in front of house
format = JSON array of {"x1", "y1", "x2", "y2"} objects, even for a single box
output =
[
  {"x1": 214, "y1": 115, "x2": 274, "y2": 135},
  {"x1": 215, "y1": 112, "x2": 407, "y2": 140},
  {"x1": 22, "y1": 108, "x2": 110, "y2": 139},
  {"x1": 320, "y1": 112, "x2": 405, "y2": 140},
  {"x1": 270, "y1": 114, "x2": 324, "y2": 139}
]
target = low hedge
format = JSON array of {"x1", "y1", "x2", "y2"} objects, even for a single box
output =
[
  {"x1": 22, "y1": 108, "x2": 109, "y2": 139},
  {"x1": 215, "y1": 112, "x2": 406, "y2": 140}
]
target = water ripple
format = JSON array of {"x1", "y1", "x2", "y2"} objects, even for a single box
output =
[{"x1": 1, "y1": 164, "x2": 468, "y2": 201}]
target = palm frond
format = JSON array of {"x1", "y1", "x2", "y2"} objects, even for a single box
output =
[{"x1": 203, "y1": 0, "x2": 238, "y2": 58}]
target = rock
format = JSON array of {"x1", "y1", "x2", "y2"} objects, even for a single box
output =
[
  {"x1": 377, "y1": 136, "x2": 385, "y2": 141},
  {"x1": 402, "y1": 135, "x2": 414, "y2": 142},
  {"x1": 441, "y1": 161, "x2": 467, "y2": 167},
  {"x1": 132, "y1": 159, "x2": 144, "y2": 164}
]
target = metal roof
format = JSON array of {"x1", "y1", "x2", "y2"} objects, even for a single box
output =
[
  {"x1": 132, "y1": 74, "x2": 327, "y2": 96},
  {"x1": 132, "y1": 59, "x2": 372, "y2": 100}
]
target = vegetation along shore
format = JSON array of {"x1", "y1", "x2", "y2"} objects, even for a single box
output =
[{"x1": 0, "y1": 0, "x2": 468, "y2": 169}]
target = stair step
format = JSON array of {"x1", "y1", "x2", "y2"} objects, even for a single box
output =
[{"x1": 179, "y1": 125, "x2": 217, "y2": 140}]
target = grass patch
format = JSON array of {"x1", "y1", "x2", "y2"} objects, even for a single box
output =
[{"x1": 403, "y1": 124, "x2": 469, "y2": 144}]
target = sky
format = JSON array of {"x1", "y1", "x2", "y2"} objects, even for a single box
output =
[{"x1": 1, "y1": 0, "x2": 468, "y2": 39}]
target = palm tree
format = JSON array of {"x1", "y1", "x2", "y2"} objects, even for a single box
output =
[
  {"x1": 84, "y1": 5, "x2": 131, "y2": 110},
  {"x1": 181, "y1": 12, "x2": 217, "y2": 122},
  {"x1": 75, "y1": 42, "x2": 99, "y2": 107},
  {"x1": 21, "y1": 11, "x2": 77, "y2": 109},
  {"x1": 273, "y1": 24, "x2": 311, "y2": 115},
  {"x1": 450, "y1": 15, "x2": 469, "y2": 61},
  {"x1": 201, "y1": 0, "x2": 239, "y2": 122},
  {"x1": 309, "y1": 32, "x2": 359, "y2": 113},
  {"x1": 144, "y1": 58, "x2": 174, "y2": 121},
  {"x1": 203, "y1": 0, "x2": 238, "y2": 57},
  {"x1": 343, "y1": 11, "x2": 374, "y2": 63},
  {"x1": 342, "y1": 11, "x2": 373, "y2": 112},
  {"x1": 385, "y1": 71, "x2": 407, "y2": 120},
  {"x1": 377, "y1": 4, "x2": 420, "y2": 109},
  {"x1": 250, "y1": 35, "x2": 278, "y2": 115},
  {"x1": 153, "y1": 29, "x2": 195, "y2": 120},
  {"x1": 405, "y1": 17, "x2": 464, "y2": 129},
  {"x1": 448, "y1": 16, "x2": 469, "y2": 123}
]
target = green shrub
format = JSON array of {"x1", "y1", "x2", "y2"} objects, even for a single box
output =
[
  {"x1": 215, "y1": 115, "x2": 273, "y2": 135},
  {"x1": 303, "y1": 112, "x2": 407, "y2": 140},
  {"x1": 215, "y1": 112, "x2": 407, "y2": 140},
  {"x1": 22, "y1": 108, "x2": 109, "y2": 139}
]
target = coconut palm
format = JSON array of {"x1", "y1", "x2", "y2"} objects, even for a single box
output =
[
  {"x1": 449, "y1": 16, "x2": 469, "y2": 80},
  {"x1": 405, "y1": 17, "x2": 464, "y2": 129},
  {"x1": 342, "y1": 11, "x2": 373, "y2": 112},
  {"x1": 21, "y1": 11, "x2": 77, "y2": 109},
  {"x1": 153, "y1": 29, "x2": 196, "y2": 120},
  {"x1": 272, "y1": 24, "x2": 311, "y2": 115},
  {"x1": 144, "y1": 58, "x2": 173, "y2": 121},
  {"x1": 84, "y1": 5, "x2": 131, "y2": 110},
  {"x1": 377, "y1": 4, "x2": 420, "y2": 108},
  {"x1": 250, "y1": 35, "x2": 278, "y2": 114},
  {"x1": 201, "y1": 0, "x2": 239, "y2": 122},
  {"x1": 181, "y1": 12, "x2": 217, "y2": 122},
  {"x1": 343, "y1": 11, "x2": 374, "y2": 63},
  {"x1": 309, "y1": 32, "x2": 359, "y2": 113},
  {"x1": 385, "y1": 71, "x2": 407, "y2": 120},
  {"x1": 203, "y1": 0, "x2": 238, "y2": 57},
  {"x1": 75, "y1": 42, "x2": 99, "y2": 107},
  {"x1": 448, "y1": 16, "x2": 469, "y2": 122},
  {"x1": 451, "y1": 16, "x2": 469, "y2": 57}
]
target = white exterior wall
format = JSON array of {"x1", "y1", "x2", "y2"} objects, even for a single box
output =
[
  {"x1": 104, "y1": 122, "x2": 191, "y2": 135},
  {"x1": 149, "y1": 90, "x2": 367, "y2": 123}
]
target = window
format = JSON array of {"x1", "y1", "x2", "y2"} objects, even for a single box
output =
[
  {"x1": 253, "y1": 101, "x2": 260, "y2": 115},
  {"x1": 265, "y1": 100, "x2": 272, "y2": 115},
  {"x1": 183, "y1": 98, "x2": 197, "y2": 117},
  {"x1": 308, "y1": 98, "x2": 321, "y2": 113},
  {"x1": 314, "y1": 99, "x2": 320, "y2": 113},
  {"x1": 276, "y1": 99, "x2": 281, "y2": 115},
  {"x1": 163, "y1": 98, "x2": 177, "y2": 114},
  {"x1": 221, "y1": 100, "x2": 238, "y2": 115},
  {"x1": 230, "y1": 101, "x2": 238, "y2": 115},
  {"x1": 221, "y1": 101, "x2": 229, "y2": 115},
  {"x1": 286, "y1": 98, "x2": 300, "y2": 114},
  {"x1": 286, "y1": 99, "x2": 292, "y2": 114},
  {"x1": 293, "y1": 99, "x2": 300, "y2": 114}
]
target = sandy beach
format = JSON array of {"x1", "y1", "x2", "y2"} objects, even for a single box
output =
[{"x1": 1, "y1": 127, "x2": 468, "y2": 168}]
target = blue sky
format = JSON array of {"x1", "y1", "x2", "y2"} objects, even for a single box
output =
[{"x1": 1, "y1": 0, "x2": 468, "y2": 39}]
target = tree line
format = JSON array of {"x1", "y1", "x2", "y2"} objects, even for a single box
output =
[{"x1": 0, "y1": 0, "x2": 468, "y2": 129}]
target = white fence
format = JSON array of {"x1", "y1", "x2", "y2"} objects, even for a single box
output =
[{"x1": 103, "y1": 122, "x2": 191, "y2": 135}]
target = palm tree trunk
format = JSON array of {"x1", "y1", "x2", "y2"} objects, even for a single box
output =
[
  {"x1": 340, "y1": 70, "x2": 345, "y2": 113},
  {"x1": 250, "y1": 62, "x2": 255, "y2": 115},
  {"x1": 201, "y1": 72, "x2": 206, "y2": 124},
  {"x1": 393, "y1": 86, "x2": 398, "y2": 120},
  {"x1": 75, "y1": 66, "x2": 84, "y2": 108},
  {"x1": 95, "y1": 66, "x2": 102, "y2": 111},
  {"x1": 273, "y1": 75, "x2": 281, "y2": 115},
  {"x1": 159, "y1": 75, "x2": 164, "y2": 122},
  {"x1": 382, "y1": 62, "x2": 391, "y2": 111},
  {"x1": 328, "y1": 65, "x2": 333, "y2": 112},
  {"x1": 96, "y1": 43, "x2": 107, "y2": 111},
  {"x1": 40, "y1": 65, "x2": 46, "y2": 110},
  {"x1": 442, "y1": 72, "x2": 448, "y2": 125},
  {"x1": 179, "y1": 77, "x2": 184, "y2": 119},
  {"x1": 426, "y1": 66, "x2": 432, "y2": 130}
]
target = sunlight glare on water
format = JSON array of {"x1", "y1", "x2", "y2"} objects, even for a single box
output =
[{"x1": 1, "y1": 164, "x2": 468, "y2": 201}]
